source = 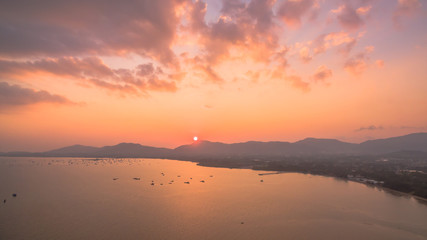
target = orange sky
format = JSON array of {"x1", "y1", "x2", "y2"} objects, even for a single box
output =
[{"x1": 1, "y1": 0, "x2": 427, "y2": 151}]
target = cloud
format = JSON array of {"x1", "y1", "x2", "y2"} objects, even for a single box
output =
[
  {"x1": 312, "y1": 65, "x2": 333, "y2": 83},
  {"x1": 277, "y1": 0, "x2": 316, "y2": 27},
  {"x1": 88, "y1": 79, "x2": 140, "y2": 96},
  {"x1": 299, "y1": 47, "x2": 312, "y2": 63},
  {"x1": 221, "y1": 0, "x2": 246, "y2": 16},
  {"x1": 146, "y1": 78, "x2": 178, "y2": 92},
  {"x1": 0, "y1": 0, "x2": 385, "y2": 94},
  {"x1": 211, "y1": 18, "x2": 245, "y2": 43},
  {"x1": 0, "y1": 57, "x2": 178, "y2": 96},
  {"x1": 247, "y1": 0, "x2": 276, "y2": 32},
  {"x1": 344, "y1": 46, "x2": 374, "y2": 76},
  {"x1": 269, "y1": 62, "x2": 310, "y2": 92},
  {"x1": 375, "y1": 59, "x2": 384, "y2": 68},
  {"x1": 0, "y1": 0, "x2": 185, "y2": 65},
  {"x1": 393, "y1": 0, "x2": 422, "y2": 28},
  {"x1": 0, "y1": 57, "x2": 114, "y2": 79},
  {"x1": 0, "y1": 82, "x2": 79, "y2": 108},
  {"x1": 344, "y1": 55, "x2": 366, "y2": 76},
  {"x1": 244, "y1": 70, "x2": 261, "y2": 83},
  {"x1": 313, "y1": 32, "x2": 357, "y2": 55},
  {"x1": 336, "y1": 4, "x2": 365, "y2": 30},
  {"x1": 355, "y1": 125, "x2": 384, "y2": 132},
  {"x1": 189, "y1": 0, "x2": 208, "y2": 32},
  {"x1": 136, "y1": 63, "x2": 156, "y2": 77},
  {"x1": 287, "y1": 75, "x2": 311, "y2": 92},
  {"x1": 200, "y1": 65, "x2": 224, "y2": 84},
  {"x1": 331, "y1": 1, "x2": 373, "y2": 31},
  {"x1": 193, "y1": 0, "x2": 280, "y2": 66},
  {"x1": 292, "y1": 31, "x2": 358, "y2": 65},
  {"x1": 182, "y1": 0, "x2": 286, "y2": 87},
  {"x1": 356, "y1": 6, "x2": 372, "y2": 15}
]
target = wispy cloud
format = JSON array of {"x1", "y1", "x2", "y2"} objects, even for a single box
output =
[
  {"x1": 0, "y1": 57, "x2": 178, "y2": 96},
  {"x1": 0, "y1": 82, "x2": 81, "y2": 108},
  {"x1": 287, "y1": 75, "x2": 310, "y2": 93},
  {"x1": 344, "y1": 46, "x2": 374, "y2": 76},
  {"x1": 277, "y1": 0, "x2": 317, "y2": 27},
  {"x1": 312, "y1": 65, "x2": 333, "y2": 83},
  {"x1": 355, "y1": 125, "x2": 384, "y2": 132},
  {"x1": 393, "y1": 0, "x2": 422, "y2": 28},
  {"x1": 375, "y1": 59, "x2": 384, "y2": 68},
  {"x1": 0, "y1": 0, "x2": 183, "y2": 65},
  {"x1": 330, "y1": 1, "x2": 373, "y2": 30}
]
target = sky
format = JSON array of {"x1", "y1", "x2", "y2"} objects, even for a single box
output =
[{"x1": 0, "y1": 0, "x2": 426, "y2": 151}]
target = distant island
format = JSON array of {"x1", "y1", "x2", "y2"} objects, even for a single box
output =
[{"x1": 1, "y1": 132, "x2": 427, "y2": 199}]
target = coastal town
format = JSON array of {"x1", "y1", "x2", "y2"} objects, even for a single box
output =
[{"x1": 193, "y1": 151, "x2": 427, "y2": 200}]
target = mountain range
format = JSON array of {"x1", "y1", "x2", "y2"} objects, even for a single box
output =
[{"x1": 1, "y1": 132, "x2": 427, "y2": 158}]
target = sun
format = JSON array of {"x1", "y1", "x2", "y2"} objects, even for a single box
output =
[{"x1": 193, "y1": 136, "x2": 198, "y2": 141}]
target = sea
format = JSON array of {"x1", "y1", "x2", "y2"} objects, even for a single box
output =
[{"x1": 0, "y1": 157, "x2": 426, "y2": 240}]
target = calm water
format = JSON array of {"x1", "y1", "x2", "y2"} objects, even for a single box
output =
[{"x1": 0, "y1": 157, "x2": 426, "y2": 240}]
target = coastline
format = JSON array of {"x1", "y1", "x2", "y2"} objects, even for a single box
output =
[
  {"x1": 194, "y1": 158, "x2": 427, "y2": 204},
  {"x1": 252, "y1": 168, "x2": 427, "y2": 204}
]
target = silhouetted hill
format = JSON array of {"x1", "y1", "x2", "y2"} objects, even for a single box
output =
[
  {"x1": 174, "y1": 140, "x2": 294, "y2": 156},
  {"x1": 1, "y1": 132, "x2": 426, "y2": 158},
  {"x1": 44, "y1": 144, "x2": 100, "y2": 157},
  {"x1": 172, "y1": 134, "x2": 427, "y2": 157},
  {"x1": 173, "y1": 138, "x2": 358, "y2": 156},
  {"x1": 292, "y1": 138, "x2": 358, "y2": 155},
  {"x1": 172, "y1": 139, "x2": 357, "y2": 156},
  {"x1": 173, "y1": 141, "x2": 229, "y2": 156},
  {"x1": 95, "y1": 143, "x2": 170, "y2": 158},
  {"x1": 359, "y1": 133, "x2": 427, "y2": 154},
  {"x1": 2, "y1": 143, "x2": 172, "y2": 158}
]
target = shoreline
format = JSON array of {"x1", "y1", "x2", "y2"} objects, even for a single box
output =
[{"x1": 254, "y1": 169, "x2": 427, "y2": 204}]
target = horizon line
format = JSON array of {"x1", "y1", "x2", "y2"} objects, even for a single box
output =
[{"x1": 2, "y1": 131, "x2": 426, "y2": 153}]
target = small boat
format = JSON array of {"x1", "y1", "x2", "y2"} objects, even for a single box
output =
[{"x1": 184, "y1": 181, "x2": 190, "y2": 184}]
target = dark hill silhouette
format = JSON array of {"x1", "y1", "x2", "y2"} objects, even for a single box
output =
[
  {"x1": 1, "y1": 132, "x2": 426, "y2": 158},
  {"x1": 173, "y1": 139, "x2": 356, "y2": 156},
  {"x1": 44, "y1": 144, "x2": 99, "y2": 157},
  {"x1": 172, "y1": 133, "x2": 427, "y2": 157},
  {"x1": 96, "y1": 143, "x2": 170, "y2": 158},
  {"x1": 359, "y1": 132, "x2": 427, "y2": 154},
  {"x1": 42, "y1": 143, "x2": 170, "y2": 158},
  {"x1": 174, "y1": 140, "x2": 295, "y2": 156},
  {"x1": 289, "y1": 138, "x2": 358, "y2": 155}
]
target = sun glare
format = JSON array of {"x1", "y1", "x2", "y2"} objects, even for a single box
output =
[{"x1": 193, "y1": 136, "x2": 198, "y2": 141}]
